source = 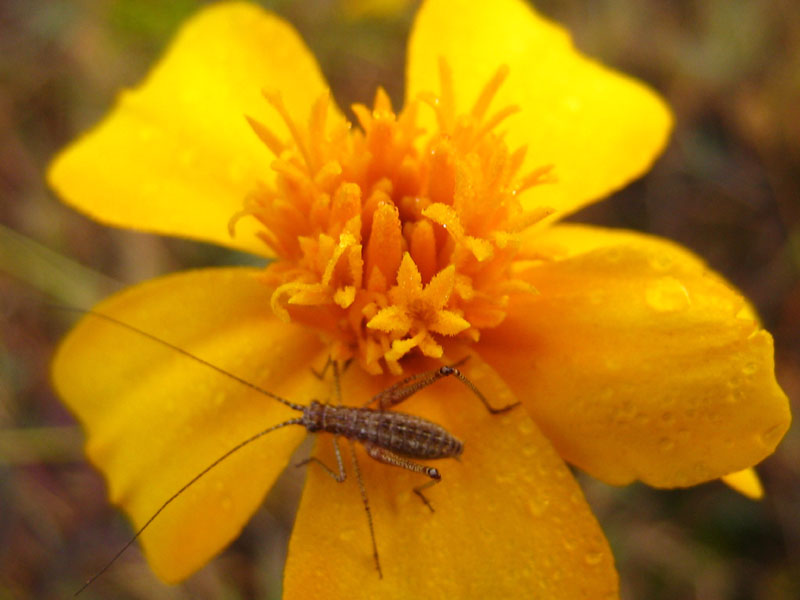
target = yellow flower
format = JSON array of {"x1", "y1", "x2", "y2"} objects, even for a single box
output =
[{"x1": 48, "y1": 1, "x2": 791, "y2": 597}]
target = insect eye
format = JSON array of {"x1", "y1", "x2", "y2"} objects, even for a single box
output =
[
  {"x1": 429, "y1": 468, "x2": 441, "y2": 480},
  {"x1": 439, "y1": 366, "x2": 454, "y2": 375}
]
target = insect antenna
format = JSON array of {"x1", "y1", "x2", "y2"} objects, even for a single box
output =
[
  {"x1": 73, "y1": 417, "x2": 303, "y2": 596},
  {"x1": 50, "y1": 305, "x2": 306, "y2": 412},
  {"x1": 49, "y1": 305, "x2": 309, "y2": 594}
]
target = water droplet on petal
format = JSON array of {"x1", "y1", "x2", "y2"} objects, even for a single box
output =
[
  {"x1": 645, "y1": 277, "x2": 690, "y2": 312},
  {"x1": 659, "y1": 437, "x2": 675, "y2": 452},
  {"x1": 527, "y1": 496, "x2": 550, "y2": 517},
  {"x1": 649, "y1": 253, "x2": 674, "y2": 272},
  {"x1": 760, "y1": 424, "x2": 784, "y2": 447},
  {"x1": 584, "y1": 552, "x2": 604, "y2": 565}
]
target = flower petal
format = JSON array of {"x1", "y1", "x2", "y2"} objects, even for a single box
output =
[
  {"x1": 52, "y1": 267, "x2": 326, "y2": 581},
  {"x1": 48, "y1": 3, "x2": 337, "y2": 254},
  {"x1": 722, "y1": 468, "x2": 764, "y2": 500},
  {"x1": 407, "y1": 0, "x2": 672, "y2": 217},
  {"x1": 478, "y1": 225, "x2": 791, "y2": 487},
  {"x1": 283, "y1": 358, "x2": 618, "y2": 598}
]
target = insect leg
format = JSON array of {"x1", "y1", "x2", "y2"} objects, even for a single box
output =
[
  {"x1": 363, "y1": 358, "x2": 468, "y2": 408},
  {"x1": 367, "y1": 359, "x2": 520, "y2": 414},
  {"x1": 411, "y1": 479, "x2": 441, "y2": 513},
  {"x1": 363, "y1": 442, "x2": 441, "y2": 513},
  {"x1": 300, "y1": 361, "x2": 383, "y2": 577},
  {"x1": 310, "y1": 355, "x2": 353, "y2": 381},
  {"x1": 295, "y1": 434, "x2": 346, "y2": 483},
  {"x1": 348, "y1": 439, "x2": 382, "y2": 577},
  {"x1": 296, "y1": 360, "x2": 348, "y2": 481}
]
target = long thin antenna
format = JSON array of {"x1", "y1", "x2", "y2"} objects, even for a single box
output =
[
  {"x1": 50, "y1": 305, "x2": 305, "y2": 412},
  {"x1": 73, "y1": 417, "x2": 304, "y2": 596}
]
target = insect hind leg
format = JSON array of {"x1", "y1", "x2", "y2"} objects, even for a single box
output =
[
  {"x1": 363, "y1": 442, "x2": 441, "y2": 513},
  {"x1": 413, "y1": 479, "x2": 441, "y2": 513}
]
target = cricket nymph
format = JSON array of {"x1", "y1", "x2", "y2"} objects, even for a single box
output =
[{"x1": 302, "y1": 401, "x2": 464, "y2": 460}]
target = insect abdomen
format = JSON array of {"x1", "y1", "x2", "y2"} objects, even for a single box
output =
[{"x1": 303, "y1": 402, "x2": 463, "y2": 460}]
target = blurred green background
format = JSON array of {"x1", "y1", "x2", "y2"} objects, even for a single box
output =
[{"x1": 1, "y1": 0, "x2": 798, "y2": 598}]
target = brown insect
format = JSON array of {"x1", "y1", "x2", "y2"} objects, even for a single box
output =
[{"x1": 63, "y1": 309, "x2": 518, "y2": 595}]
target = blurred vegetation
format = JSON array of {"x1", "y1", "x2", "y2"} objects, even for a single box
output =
[{"x1": 1, "y1": 0, "x2": 798, "y2": 598}]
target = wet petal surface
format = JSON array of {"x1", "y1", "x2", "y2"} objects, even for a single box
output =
[
  {"x1": 284, "y1": 358, "x2": 618, "y2": 599},
  {"x1": 53, "y1": 268, "x2": 325, "y2": 581},
  {"x1": 478, "y1": 225, "x2": 791, "y2": 487}
]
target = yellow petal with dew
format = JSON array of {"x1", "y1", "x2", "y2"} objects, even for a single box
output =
[
  {"x1": 722, "y1": 468, "x2": 764, "y2": 500},
  {"x1": 479, "y1": 225, "x2": 791, "y2": 487},
  {"x1": 52, "y1": 267, "x2": 326, "y2": 582},
  {"x1": 407, "y1": 0, "x2": 672, "y2": 218},
  {"x1": 284, "y1": 357, "x2": 618, "y2": 598},
  {"x1": 48, "y1": 3, "x2": 338, "y2": 255}
]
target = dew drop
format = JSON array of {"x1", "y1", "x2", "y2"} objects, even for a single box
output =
[
  {"x1": 584, "y1": 552, "x2": 604, "y2": 566},
  {"x1": 605, "y1": 248, "x2": 622, "y2": 262},
  {"x1": 760, "y1": 424, "x2": 784, "y2": 447},
  {"x1": 649, "y1": 253, "x2": 673, "y2": 272},
  {"x1": 645, "y1": 277, "x2": 690, "y2": 312},
  {"x1": 517, "y1": 419, "x2": 533, "y2": 435},
  {"x1": 742, "y1": 362, "x2": 757, "y2": 376},
  {"x1": 658, "y1": 437, "x2": 675, "y2": 452},
  {"x1": 527, "y1": 496, "x2": 550, "y2": 517},
  {"x1": 614, "y1": 400, "x2": 636, "y2": 424}
]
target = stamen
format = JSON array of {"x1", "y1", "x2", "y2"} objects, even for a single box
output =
[
  {"x1": 477, "y1": 105, "x2": 521, "y2": 140},
  {"x1": 436, "y1": 57, "x2": 457, "y2": 133},
  {"x1": 517, "y1": 164, "x2": 556, "y2": 193},
  {"x1": 245, "y1": 116, "x2": 286, "y2": 157},
  {"x1": 262, "y1": 89, "x2": 314, "y2": 172},
  {"x1": 471, "y1": 64, "x2": 510, "y2": 120},
  {"x1": 238, "y1": 66, "x2": 553, "y2": 373},
  {"x1": 308, "y1": 91, "x2": 331, "y2": 170}
]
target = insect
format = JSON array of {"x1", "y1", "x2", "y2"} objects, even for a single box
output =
[{"x1": 61, "y1": 308, "x2": 519, "y2": 595}]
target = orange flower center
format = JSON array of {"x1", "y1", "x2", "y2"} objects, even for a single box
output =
[{"x1": 231, "y1": 62, "x2": 554, "y2": 374}]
